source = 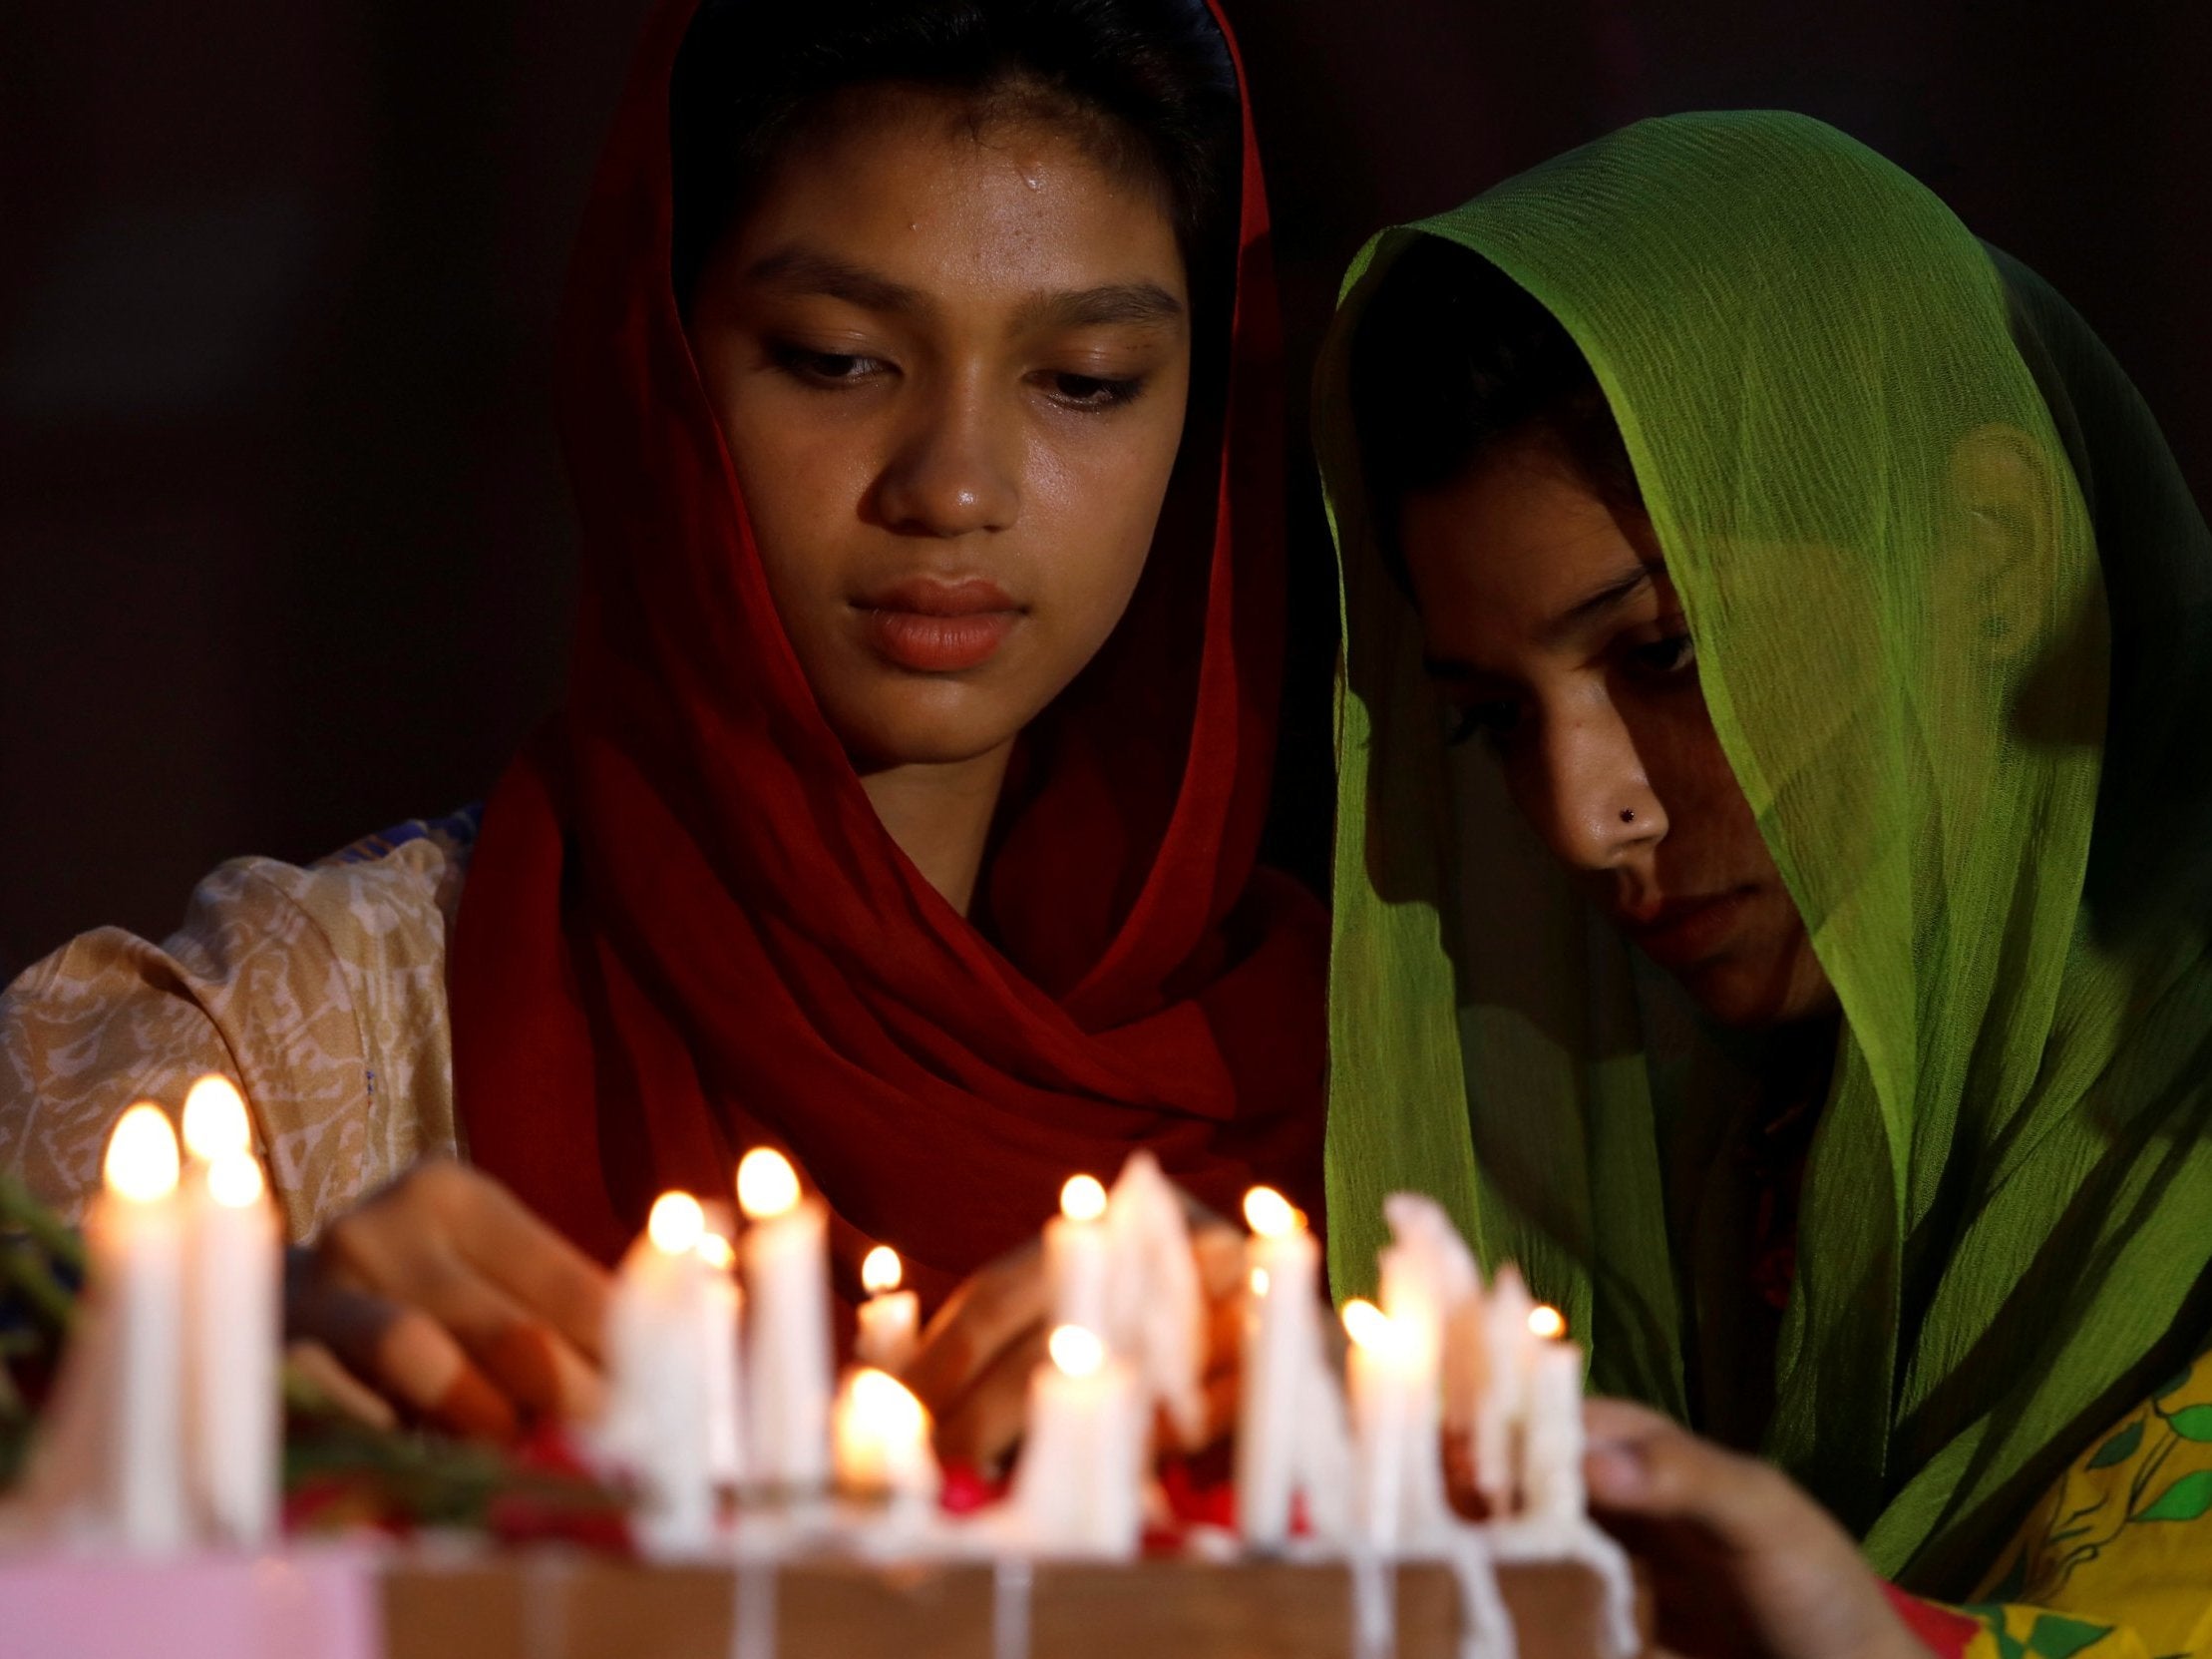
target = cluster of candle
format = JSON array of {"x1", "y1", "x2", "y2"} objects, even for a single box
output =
[
  {"x1": 26, "y1": 1077, "x2": 280, "y2": 1553},
  {"x1": 595, "y1": 1146, "x2": 928, "y2": 1552},
  {"x1": 600, "y1": 1147, "x2": 1590, "y2": 1570}
]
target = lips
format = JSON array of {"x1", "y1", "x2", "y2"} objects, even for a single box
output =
[
  {"x1": 855, "y1": 578, "x2": 1023, "y2": 674},
  {"x1": 1622, "y1": 886, "x2": 1757, "y2": 967}
]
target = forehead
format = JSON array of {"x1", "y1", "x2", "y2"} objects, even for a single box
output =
[
  {"x1": 1399, "y1": 443, "x2": 1654, "y2": 653},
  {"x1": 721, "y1": 92, "x2": 1187, "y2": 303}
]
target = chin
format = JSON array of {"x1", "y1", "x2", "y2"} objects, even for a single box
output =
[
  {"x1": 1678, "y1": 956, "x2": 1837, "y2": 1032},
  {"x1": 829, "y1": 696, "x2": 1029, "y2": 771}
]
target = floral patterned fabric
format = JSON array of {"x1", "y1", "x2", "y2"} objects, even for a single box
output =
[
  {"x1": 1904, "y1": 1345, "x2": 2212, "y2": 1659},
  {"x1": 0, "y1": 811, "x2": 478, "y2": 1242}
]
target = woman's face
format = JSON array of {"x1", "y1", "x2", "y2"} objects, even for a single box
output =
[
  {"x1": 1400, "y1": 436, "x2": 1836, "y2": 1029},
  {"x1": 686, "y1": 89, "x2": 1194, "y2": 771}
]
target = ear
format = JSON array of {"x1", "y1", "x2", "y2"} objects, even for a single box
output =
[{"x1": 1944, "y1": 422, "x2": 2061, "y2": 661}]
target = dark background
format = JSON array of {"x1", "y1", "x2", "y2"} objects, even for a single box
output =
[{"x1": 4, "y1": 0, "x2": 2206, "y2": 977}]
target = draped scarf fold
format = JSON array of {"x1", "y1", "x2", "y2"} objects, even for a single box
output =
[{"x1": 450, "y1": 0, "x2": 1324, "y2": 1309}]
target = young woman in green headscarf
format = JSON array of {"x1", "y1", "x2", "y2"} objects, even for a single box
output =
[{"x1": 1320, "y1": 112, "x2": 2212, "y2": 1659}]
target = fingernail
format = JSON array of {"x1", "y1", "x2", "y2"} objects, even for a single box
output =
[
  {"x1": 1585, "y1": 1444, "x2": 1648, "y2": 1500},
  {"x1": 434, "y1": 1368, "x2": 521, "y2": 1444}
]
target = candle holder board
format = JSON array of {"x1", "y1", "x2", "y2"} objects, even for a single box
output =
[{"x1": 381, "y1": 1552, "x2": 1650, "y2": 1659}]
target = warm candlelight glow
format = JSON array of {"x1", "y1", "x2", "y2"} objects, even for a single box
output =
[
  {"x1": 1527, "y1": 1304, "x2": 1567, "y2": 1341},
  {"x1": 1059, "y1": 1173, "x2": 1107, "y2": 1224},
  {"x1": 1341, "y1": 1298, "x2": 1395, "y2": 1354},
  {"x1": 862, "y1": 1245, "x2": 903, "y2": 1296},
  {"x1": 105, "y1": 1103, "x2": 181, "y2": 1203},
  {"x1": 206, "y1": 1151, "x2": 265, "y2": 1210},
  {"x1": 181, "y1": 1074, "x2": 251, "y2": 1162},
  {"x1": 1048, "y1": 1324, "x2": 1106, "y2": 1379},
  {"x1": 696, "y1": 1232, "x2": 735, "y2": 1271},
  {"x1": 848, "y1": 1367, "x2": 928, "y2": 1441},
  {"x1": 1242, "y1": 1185, "x2": 1298, "y2": 1239},
  {"x1": 737, "y1": 1148, "x2": 801, "y2": 1220},
  {"x1": 648, "y1": 1191, "x2": 706, "y2": 1255},
  {"x1": 1250, "y1": 1266, "x2": 1272, "y2": 1297}
]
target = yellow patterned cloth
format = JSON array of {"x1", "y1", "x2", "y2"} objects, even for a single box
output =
[
  {"x1": 1919, "y1": 1346, "x2": 2212, "y2": 1659},
  {"x1": 0, "y1": 813, "x2": 476, "y2": 1241}
]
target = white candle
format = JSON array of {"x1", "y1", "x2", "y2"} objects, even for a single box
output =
[
  {"x1": 855, "y1": 1246, "x2": 920, "y2": 1375},
  {"x1": 1476, "y1": 1266, "x2": 1536, "y2": 1515},
  {"x1": 1343, "y1": 1299, "x2": 1415, "y2": 1555},
  {"x1": 697, "y1": 1231, "x2": 746, "y2": 1487},
  {"x1": 1008, "y1": 1325, "x2": 1145, "y2": 1557},
  {"x1": 737, "y1": 1148, "x2": 833, "y2": 1492},
  {"x1": 602, "y1": 1192, "x2": 718, "y2": 1551},
  {"x1": 833, "y1": 1367, "x2": 938, "y2": 1520},
  {"x1": 179, "y1": 1074, "x2": 279, "y2": 1548},
  {"x1": 1043, "y1": 1174, "x2": 1112, "y2": 1338},
  {"x1": 1236, "y1": 1185, "x2": 1317, "y2": 1550},
  {"x1": 1521, "y1": 1331, "x2": 1586, "y2": 1525},
  {"x1": 90, "y1": 1103, "x2": 189, "y2": 1554}
]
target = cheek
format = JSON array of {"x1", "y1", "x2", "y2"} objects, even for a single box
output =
[{"x1": 1026, "y1": 404, "x2": 1187, "y2": 627}]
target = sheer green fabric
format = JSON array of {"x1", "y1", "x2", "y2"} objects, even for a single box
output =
[{"x1": 1316, "y1": 111, "x2": 2212, "y2": 1594}]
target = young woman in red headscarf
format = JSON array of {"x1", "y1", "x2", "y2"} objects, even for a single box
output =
[{"x1": 0, "y1": 0, "x2": 1323, "y2": 1459}]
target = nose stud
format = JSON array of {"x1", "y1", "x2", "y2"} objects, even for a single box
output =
[{"x1": 1620, "y1": 809, "x2": 1636, "y2": 824}]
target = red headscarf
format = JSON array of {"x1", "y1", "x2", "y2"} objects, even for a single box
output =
[{"x1": 449, "y1": 0, "x2": 1324, "y2": 1306}]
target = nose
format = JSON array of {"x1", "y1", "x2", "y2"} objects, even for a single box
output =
[
  {"x1": 1519, "y1": 695, "x2": 1665, "y2": 872},
  {"x1": 871, "y1": 372, "x2": 1019, "y2": 539}
]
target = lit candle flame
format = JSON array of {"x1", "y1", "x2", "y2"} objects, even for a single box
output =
[
  {"x1": 1059, "y1": 1173, "x2": 1107, "y2": 1224},
  {"x1": 1242, "y1": 1184, "x2": 1298, "y2": 1239},
  {"x1": 848, "y1": 1367, "x2": 929, "y2": 1441},
  {"x1": 1341, "y1": 1297, "x2": 1396, "y2": 1354},
  {"x1": 736, "y1": 1148, "x2": 801, "y2": 1220},
  {"x1": 1048, "y1": 1324, "x2": 1105, "y2": 1379},
  {"x1": 104, "y1": 1102, "x2": 181, "y2": 1203},
  {"x1": 182, "y1": 1074, "x2": 252, "y2": 1162},
  {"x1": 862, "y1": 1245, "x2": 903, "y2": 1297},
  {"x1": 696, "y1": 1232, "x2": 735, "y2": 1271},
  {"x1": 1250, "y1": 1266, "x2": 1272, "y2": 1298},
  {"x1": 206, "y1": 1151, "x2": 265, "y2": 1210},
  {"x1": 1527, "y1": 1304, "x2": 1567, "y2": 1341},
  {"x1": 648, "y1": 1191, "x2": 706, "y2": 1255}
]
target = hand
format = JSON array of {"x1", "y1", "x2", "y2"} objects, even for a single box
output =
[
  {"x1": 1583, "y1": 1399, "x2": 1928, "y2": 1659},
  {"x1": 284, "y1": 1158, "x2": 610, "y2": 1442},
  {"x1": 901, "y1": 1221, "x2": 1247, "y2": 1470}
]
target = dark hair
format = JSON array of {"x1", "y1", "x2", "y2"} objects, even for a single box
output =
[
  {"x1": 1348, "y1": 238, "x2": 1644, "y2": 595},
  {"x1": 669, "y1": 0, "x2": 1242, "y2": 309}
]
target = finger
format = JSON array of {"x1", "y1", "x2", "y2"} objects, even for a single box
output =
[
  {"x1": 934, "y1": 1321, "x2": 1049, "y2": 1470},
  {"x1": 905, "y1": 1247, "x2": 1047, "y2": 1419},
  {"x1": 295, "y1": 1272, "x2": 518, "y2": 1442},
  {"x1": 1581, "y1": 1397, "x2": 1805, "y2": 1552},
  {"x1": 394, "y1": 1249, "x2": 603, "y2": 1423},
  {"x1": 284, "y1": 1339, "x2": 399, "y2": 1432},
  {"x1": 416, "y1": 1161, "x2": 612, "y2": 1364}
]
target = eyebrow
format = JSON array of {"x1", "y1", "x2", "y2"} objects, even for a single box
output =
[
  {"x1": 740, "y1": 246, "x2": 1183, "y2": 332},
  {"x1": 1419, "y1": 563, "x2": 1661, "y2": 682},
  {"x1": 741, "y1": 247, "x2": 932, "y2": 316},
  {"x1": 1012, "y1": 282, "x2": 1186, "y2": 332},
  {"x1": 1541, "y1": 564, "x2": 1657, "y2": 648}
]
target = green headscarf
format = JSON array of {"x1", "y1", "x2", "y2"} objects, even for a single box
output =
[{"x1": 1317, "y1": 111, "x2": 2212, "y2": 1594}]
